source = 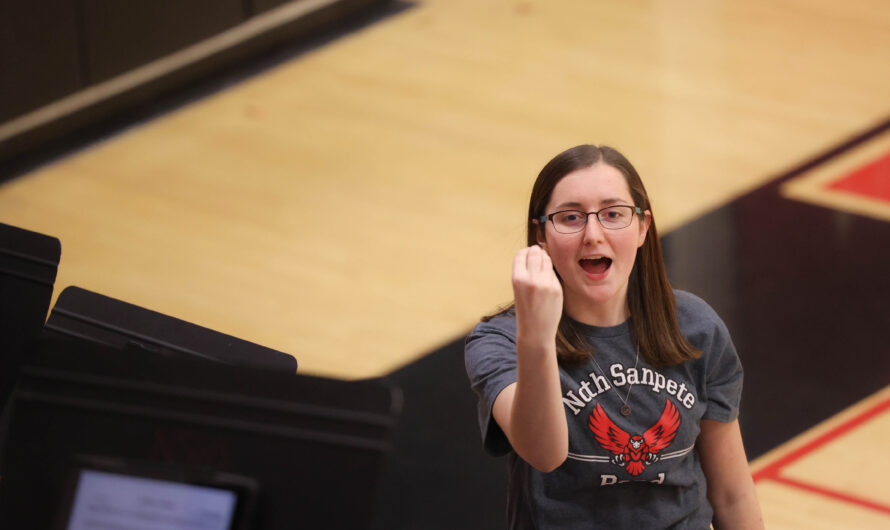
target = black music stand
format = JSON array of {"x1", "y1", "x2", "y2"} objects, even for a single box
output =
[
  {"x1": 44, "y1": 286, "x2": 297, "y2": 373},
  {"x1": 0, "y1": 337, "x2": 401, "y2": 529},
  {"x1": 0, "y1": 222, "x2": 61, "y2": 412}
]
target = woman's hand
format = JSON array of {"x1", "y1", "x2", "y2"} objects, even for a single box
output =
[
  {"x1": 512, "y1": 245, "x2": 563, "y2": 350},
  {"x1": 491, "y1": 245, "x2": 568, "y2": 472}
]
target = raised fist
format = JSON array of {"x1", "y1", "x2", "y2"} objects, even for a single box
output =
[{"x1": 512, "y1": 245, "x2": 564, "y2": 351}]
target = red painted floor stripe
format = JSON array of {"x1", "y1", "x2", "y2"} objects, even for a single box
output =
[
  {"x1": 827, "y1": 150, "x2": 890, "y2": 202},
  {"x1": 753, "y1": 394, "x2": 890, "y2": 517},
  {"x1": 768, "y1": 475, "x2": 890, "y2": 516},
  {"x1": 753, "y1": 395, "x2": 890, "y2": 481}
]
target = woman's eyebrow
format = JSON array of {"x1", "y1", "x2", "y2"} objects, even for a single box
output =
[{"x1": 553, "y1": 198, "x2": 628, "y2": 210}]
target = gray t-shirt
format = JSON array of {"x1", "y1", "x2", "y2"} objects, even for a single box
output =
[{"x1": 465, "y1": 291, "x2": 743, "y2": 529}]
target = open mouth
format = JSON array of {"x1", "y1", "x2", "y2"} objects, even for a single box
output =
[{"x1": 579, "y1": 257, "x2": 612, "y2": 275}]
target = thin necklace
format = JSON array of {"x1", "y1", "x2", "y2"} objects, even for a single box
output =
[{"x1": 590, "y1": 343, "x2": 639, "y2": 416}]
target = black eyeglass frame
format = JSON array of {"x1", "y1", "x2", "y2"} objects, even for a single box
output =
[{"x1": 537, "y1": 205, "x2": 644, "y2": 233}]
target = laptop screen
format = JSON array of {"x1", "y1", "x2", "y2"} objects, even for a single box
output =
[{"x1": 64, "y1": 469, "x2": 240, "y2": 530}]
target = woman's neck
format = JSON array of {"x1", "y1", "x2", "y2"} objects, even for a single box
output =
[{"x1": 565, "y1": 294, "x2": 629, "y2": 327}]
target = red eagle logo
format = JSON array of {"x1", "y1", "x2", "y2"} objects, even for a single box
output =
[{"x1": 588, "y1": 400, "x2": 681, "y2": 476}]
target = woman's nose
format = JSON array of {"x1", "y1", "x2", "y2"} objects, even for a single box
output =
[{"x1": 582, "y1": 213, "x2": 605, "y2": 243}]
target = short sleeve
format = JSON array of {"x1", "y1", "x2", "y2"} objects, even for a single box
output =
[
  {"x1": 464, "y1": 313, "x2": 520, "y2": 456},
  {"x1": 702, "y1": 321, "x2": 743, "y2": 423},
  {"x1": 675, "y1": 291, "x2": 743, "y2": 423}
]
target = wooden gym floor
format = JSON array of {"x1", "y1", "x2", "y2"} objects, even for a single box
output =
[{"x1": 1, "y1": 0, "x2": 889, "y2": 528}]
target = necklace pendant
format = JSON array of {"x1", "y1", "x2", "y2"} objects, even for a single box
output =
[{"x1": 620, "y1": 405, "x2": 631, "y2": 416}]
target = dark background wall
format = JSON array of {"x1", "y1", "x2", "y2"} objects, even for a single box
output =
[
  {"x1": 0, "y1": 0, "x2": 391, "y2": 166},
  {"x1": 0, "y1": 0, "x2": 84, "y2": 122}
]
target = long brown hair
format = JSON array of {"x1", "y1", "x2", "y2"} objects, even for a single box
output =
[{"x1": 484, "y1": 144, "x2": 700, "y2": 368}]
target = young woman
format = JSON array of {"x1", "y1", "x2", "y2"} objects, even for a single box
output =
[{"x1": 465, "y1": 145, "x2": 763, "y2": 528}]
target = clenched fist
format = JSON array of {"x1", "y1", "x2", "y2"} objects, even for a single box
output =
[{"x1": 512, "y1": 245, "x2": 564, "y2": 352}]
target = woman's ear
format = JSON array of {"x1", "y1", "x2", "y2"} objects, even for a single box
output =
[
  {"x1": 533, "y1": 220, "x2": 548, "y2": 251},
  {"x1": 637, "y1": 210, "x2": 652, "y2": 248}
]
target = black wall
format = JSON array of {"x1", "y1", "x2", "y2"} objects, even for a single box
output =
[{"x1": 0, "y1": 0, "x2": 391, "y2": 166}]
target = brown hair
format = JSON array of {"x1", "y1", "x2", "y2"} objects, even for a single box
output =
[{"x1": 484, "y1": 144, "x2": 700, "y2": 368}]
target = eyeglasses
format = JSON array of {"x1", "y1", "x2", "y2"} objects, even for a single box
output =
[{"x1": 538, "y1": 205, "x2": 643, "y2": 234}]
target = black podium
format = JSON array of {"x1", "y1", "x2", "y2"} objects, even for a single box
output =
[
  {"x1": 0, "y1": 222, "x2": 61, "y2": 412},
  {"x1": 45, "y1": 286, "x2": 297, "y2": 373},
  {"x1": 0, "y1": 337, "x2": 401, "y2": 529}
]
